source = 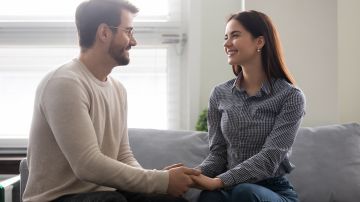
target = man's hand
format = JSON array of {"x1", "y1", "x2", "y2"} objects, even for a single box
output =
[
  {"x1": 163, "y1": 163, "x2": 183, "y2": 170},
  {"x1": 191, "y1": 174, "x2": 224, "y2": 191},
  {"x1": 167, "y1": 166, "x2": 201, "y2": 197}
]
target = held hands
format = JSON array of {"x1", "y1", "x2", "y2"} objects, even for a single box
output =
[
  {"x1": 165, "y1": 164, "x2": 201, "y2": 197},
  {"x1": 190, "y1": 174, "x2": 224, "y2": 191},
  {"x1": 164, "y1": 163, "x2": 224, "y2": 196}
]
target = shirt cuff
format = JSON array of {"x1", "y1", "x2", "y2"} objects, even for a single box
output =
[{"x1": 217, "y1": 171, "x2": 236, "y2": 187}]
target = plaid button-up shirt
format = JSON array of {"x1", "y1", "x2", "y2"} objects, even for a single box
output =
[{"x1": 198, "y1": 74, "x2": 306, "y2": 187}]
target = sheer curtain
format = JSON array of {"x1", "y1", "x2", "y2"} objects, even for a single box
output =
[{"x1": 0, "y1": 0, "x2": 183, "y2": 146}]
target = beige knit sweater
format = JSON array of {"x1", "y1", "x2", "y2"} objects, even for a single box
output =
[{"x1": 23, "y1": 59, "x2": 169, "y2": 202}]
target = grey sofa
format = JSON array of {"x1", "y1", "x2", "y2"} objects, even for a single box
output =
[{"x1": 20, "y1": 123, "x2": 360, "y2": 202}]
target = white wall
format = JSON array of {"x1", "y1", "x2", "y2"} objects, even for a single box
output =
[
  {"x1": 338, "y1": 0, "x2": 360, "y2": 123},
  {"x1": 245, "y1": 0, "x2": 339, "y2": 126},
  {"x1": 199, "y1": 0, "x2": 243, "y2": 109},
  {"x1": 184, "y1": 0, "x2": 243, "y2": 129}
]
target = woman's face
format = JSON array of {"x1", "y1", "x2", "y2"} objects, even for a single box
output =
[{"x1": 224, "y1": 19, "x2": 260, "y2": 66}]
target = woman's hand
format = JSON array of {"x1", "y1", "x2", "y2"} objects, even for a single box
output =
[{"x1": 190, "y1": 174, "x2": 224, "y2": 191}]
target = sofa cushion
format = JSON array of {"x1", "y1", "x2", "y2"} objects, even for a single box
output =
[
  {"x1": 128, "y1": 128, "x2": 209, "y2": 202},
  {"x1": 128, "y1": 128, "x2": 209, "y2": 169},
  {"x1": 288, "y1": 123, "x2": 360, "y2": 202}
]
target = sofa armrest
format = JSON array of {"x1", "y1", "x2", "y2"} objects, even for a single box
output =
[
  {"x1": 0, "y1": 175, "x2": 20, "y2": 202},
  {"x1": 19, "y1": 158, "x2": 28, "y2": 202}
]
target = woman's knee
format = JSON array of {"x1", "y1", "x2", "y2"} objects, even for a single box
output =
[{"x1": 231, "y1": 183, "x2": 264, "y2": 202}]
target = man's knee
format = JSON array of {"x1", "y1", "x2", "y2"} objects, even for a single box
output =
[
  {"x1": 54, "y1": 191, "x2": 127, "y2": 202},
  {"x1": 102, "y1": 191, "x2": 128, "y2": 202}
]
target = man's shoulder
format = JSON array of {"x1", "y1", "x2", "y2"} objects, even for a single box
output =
[
  {"x1": 39, "y1": 59, "x2": 79, "y2": 83},
  {"x1": 50, "y1": 59, "x2": 84, "y2": 79},
  {"x1": 36, "y1": 59, "x2": 84, "y2": 96}
]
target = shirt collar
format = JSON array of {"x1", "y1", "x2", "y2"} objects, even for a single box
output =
[
  {"x1": 231, "y1": 72, "x2": 244, "y2": 94},
  {"x1": 261, "y1": 79, "x2": 272, "y2": 95},
  {"x1": 231, "y1": 71, "x2": 272, "y2": 96}
]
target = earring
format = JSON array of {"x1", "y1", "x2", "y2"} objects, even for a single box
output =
[{"x1": 257, "y1": 48, "x2": 261, "y2": 52}]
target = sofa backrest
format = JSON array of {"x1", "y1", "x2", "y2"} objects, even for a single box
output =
[
  {"x1": 19, "y1": 123, "x2": 360, "y2": 202},
  {"x1": 288, "y1": 122, "x2": 360, "y2": 202},
  {"x1": 128, "y1": 128, "x2": 208, "y2": 201},
  {"x1": 128, "y1": 128, "x2": 209, "y2": 169}
]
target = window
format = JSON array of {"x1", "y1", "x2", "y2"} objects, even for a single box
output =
[
  {"x1": 0, "y1": 0, "x2": 184, "y2": 146},
  {"x1": 0, "y1": 0, "x2": 172, "y2": 22}
]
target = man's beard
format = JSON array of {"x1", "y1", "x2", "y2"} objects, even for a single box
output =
[{"x1": 109, "y1": 40, "x2": 130, "y2": 66}]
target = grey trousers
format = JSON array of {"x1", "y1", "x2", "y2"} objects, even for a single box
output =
[{"x1": 53, "y1": 190, "x2": 188, "y2": 202}]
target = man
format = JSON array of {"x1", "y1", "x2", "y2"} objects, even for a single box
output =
[{"x1": 23, "y1": 0, "x2": 200, "y2": 201}]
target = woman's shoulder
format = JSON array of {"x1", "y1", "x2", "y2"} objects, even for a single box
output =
[
  {"x1": 213, "y1": 78, "x2": 236, "y2": 91},
  {"x1": 275, "y1": 79, "x2": 305, "y2": 104},
  {"x1": 208, "y1": 78, "x2": 236, "y2": 100}
]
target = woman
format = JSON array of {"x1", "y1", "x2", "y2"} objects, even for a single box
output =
[{"x1": 191, "y1": 10, "x2": 305, "y2": 202}]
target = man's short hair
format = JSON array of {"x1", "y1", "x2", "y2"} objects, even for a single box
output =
[{"x1": 75, "y1": 0, "x2": 138, "y2": 49}]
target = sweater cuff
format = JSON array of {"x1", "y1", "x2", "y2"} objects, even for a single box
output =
[{"x1": 152, "y1": 170, "x2": 169, "y2": 194}]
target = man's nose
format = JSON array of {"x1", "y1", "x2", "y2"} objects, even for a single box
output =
[{"x1": 130, "y1": 36, "x2": 137, "y2": 46}]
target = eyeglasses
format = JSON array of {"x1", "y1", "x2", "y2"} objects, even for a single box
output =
[{"x1": 108, "y1": 25, "x2": 134, "y2": 37}]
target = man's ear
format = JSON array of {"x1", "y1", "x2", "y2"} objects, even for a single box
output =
[
  {"x1": 256, "y1": 36, "x2": 265, "y2": 49},
  {"x1": 97, "y1": 23, "x2": 112, "y2": 43}
]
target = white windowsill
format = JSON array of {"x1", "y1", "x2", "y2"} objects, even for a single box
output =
[{"x1": 0, "y1": 137, "x2": 28, "y2": 149}]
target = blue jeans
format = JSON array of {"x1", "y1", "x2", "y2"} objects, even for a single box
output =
[{"x1": 198, "y1": 176, "x2": 299, "y2": 202}]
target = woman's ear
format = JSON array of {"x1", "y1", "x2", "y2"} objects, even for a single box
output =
[{"x1": 256, "y1": 36, "x2": 265, "y2": 49}]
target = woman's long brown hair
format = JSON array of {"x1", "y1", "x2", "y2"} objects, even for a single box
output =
[{"x1": 229, "y1": 10, "x2": 296, "y2": 88}]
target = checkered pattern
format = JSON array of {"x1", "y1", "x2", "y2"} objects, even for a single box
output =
[{"x1": 198, "y1": 75, "x2": 305, "y2": 187}]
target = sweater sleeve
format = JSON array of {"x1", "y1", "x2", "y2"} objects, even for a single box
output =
[{"x1": 41, "y1": 77, "x2": 168, "y2": 194}]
